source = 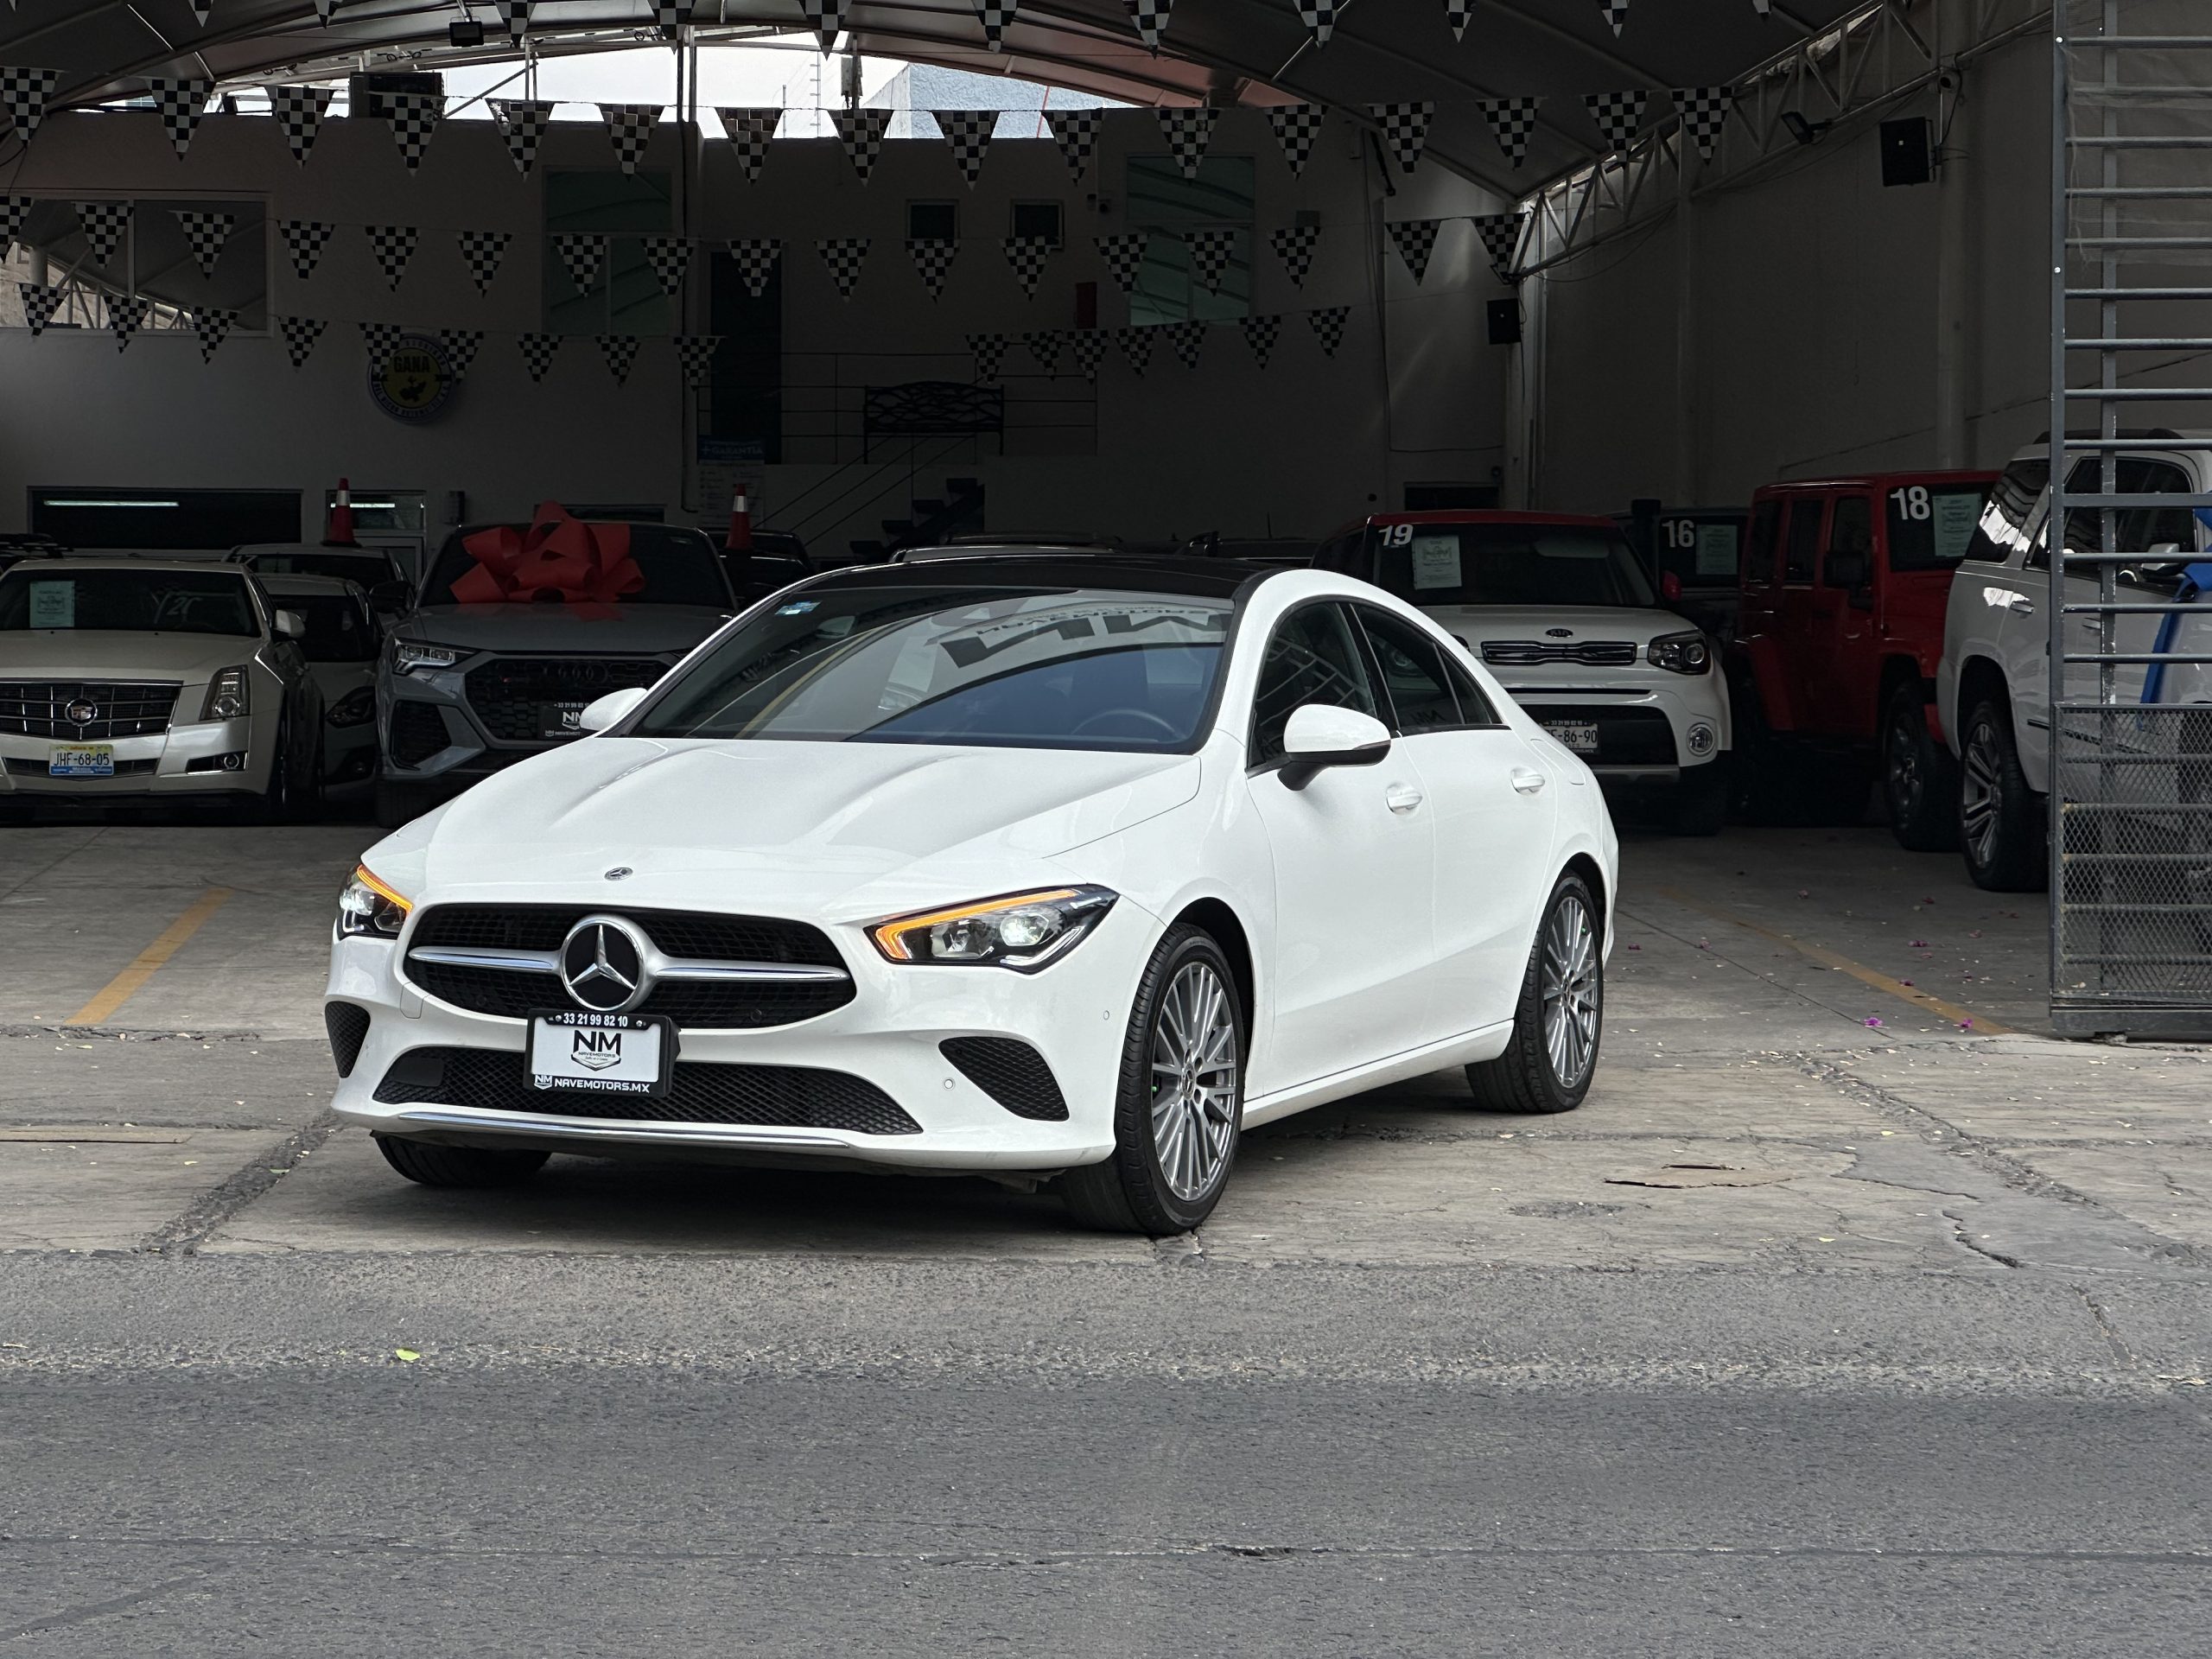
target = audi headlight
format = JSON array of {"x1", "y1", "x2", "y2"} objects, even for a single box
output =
[
  {"x1": 868, "y1": 887, "x2": 1117, "y2": 971},
  {"x1": 200, "y1": 665, "x2": 251, "y2": 721},
  {"x1": 1648, "y1": 630, "x2": 1712, "y2": 675},
  {"x1": 391, "y1": 641, "x2": 461, "y2": 675},
  {"x1": 337, "y1": 863, "x2": 412, "y2": 939},
  {"x1": 327, "y1": 686, "x2": 378, "y2": 728}
]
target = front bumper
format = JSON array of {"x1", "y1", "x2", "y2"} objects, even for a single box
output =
[
  {"x1": 1495, "y1": 677, "x2": 1729, "y2": 784},
  {"x1": 0, "y1": 717, "x2": 265, "y2": 797},
  {"x1": 378, "y1": 653, "x2": 678, "y2": 787}
]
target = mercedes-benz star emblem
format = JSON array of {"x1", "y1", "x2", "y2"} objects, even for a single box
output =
[
  {"x1": 66, "y1": 701, "x2": 98, "y2": 726},
  {"x1": 604, "y1": 867, "x2": 632, "y2": 881},
  {"x1": 558, "y1": 917, "x2": 650, "y2": 1014}
]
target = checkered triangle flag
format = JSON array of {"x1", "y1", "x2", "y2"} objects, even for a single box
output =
[
  {"x1": 1445, "y1": 0, "x2": 1471, "y2": 40},
  {"x1": 1157, "y1": 107, "x2": 1217, "y2": 178},
  {"x1": 934, "y1": 110, "x2": 995, "y2": 188},
  {"x1": 108, "y1": 295, "x2": 150, "y2": 352},
  {"x1": 597, "y1": 334, "x2": 640, "y2": 385},
  {"x1": 1270, "y1": 226, "x2": 1319, "y2": 289},
  {"x1": 75, "y1": 202, "x2": 131, "y2": 267},
  {"x1": 388, "y1": 90, "x2": 442, "y2": 171},
  {"x1": 278, "y1": 219, "x2": 333, "y2": 278},
  {"x1": 172, "y1": 210, "x2": 234, "y2": 276},
  {"x1": 489, "y1": 99, "x2": 555, "y2": 176},
  {"x1": 640, "y1": 233, "x2": 690, "y2": 297},
  {"x1": 191, "y1": 307, "x2": 236, "y2": 363},
  {"x1": 0, "y1": 195, "x2": 30, "y2": 258},
  {"x1": 439, "y1": 329, "x2": 483, "y2": 380},
  {"x1": 1003, "y1": 236, "x2": 1055, "y2": 298},
  {"x1": 1370, "y1": 102, "x2": 1433, "y2": 175},
  {"x1": 1185, "y1": 227, "x2": 1237, "y2": 295},
  {"x1": 973, "y1": 0, "x2": 1019, "y2": 51},
  {"x1": 147, "y1": 77, "x2": 213, "y2": 158},
  {"x1": 673, "y1": 334, "x2": 721, "y2": 387},
  {"x1": 365, "y1": 223, "x2": 419, "y2": 291},
  {"x1": 554, "y1": 232, "x2": 607, "y2": 296},
  {"x1": 1478, "y1": 96, "x2": 1543, "y2": 167},
  {"x1": 800, "y1": 0, "x2": 849, "y2": 53},
  {"x1": 1024, "y1": 329, "x2": 1064, "y2": 374},
  {"x1": 1124, "y1": 0, "x2": 1173, "y2": 51},
  {"x1": 717, "y1": 107, "x2": 781, "y2": 181},
  {"x1": 1095, "y1": 232, "x2": 1149, "y2": 294},
  {"x1": 1387, "y1": 218, "x2": 1441, "y2": 283},
  {"x1": 189, "y1": 1, "x2": 213, "y2": 25},
  {"x1": 501, "y1": 0, "x2": 531, "y2": 37},
  {"x1": 359, "y1": 321, "x2": 404, "y2": 375},
  {"x1": 1675, "y1": 86, "x2": 1735, "y2": 160},
  {"x1": 1240, "y1": 313, "x2": 1281, "y2": 370},
  {"x1": 266, "y1": 85, "x2": 333, "y2": 164},
  {"x1": 311, "y1": 0, "x2": 338, "y2": 19},
  {"x1": 600, "y1": 105, "x2": 662, "y2": 175},
  {"x1": 1294, "y1": 0, "x2": 1340, "y2": 47},
  {"x1": 728, "y1": 238, "x2": 781, "y2": 298},
  {"x1": 518, "y1": 332, "x2": 561, "y2": 383},
  {"x1": 455, "y1": 229, "x2": 510, "y2": 294},
  {"x1": 2, "y1": 67, "x2": 60, "y2": 146},
  {"x1": 967, "y1": 332, "x2": 1007, "y2": 382},
  {"x1": 906, "y1": 238, "x2": 958, "y2": 299},
  {"x1": 830, "y1": 108, "x2": 891, "y2": 182},
  {"x1": 1168, "y1": 319, "x2": 1206, "y2": 370},
  {"x1": 817, "y1": 237, "x2": 869, "y2": 299},
  {"x1": 1583, "y1": 89, "x2": 1647, "y2": 151},
  {"x1": 1472, "y1": 212, "x2": 1522, "y2": 278},
  {"x1": 1045, "y1": 107, "x2": 1103, "y2": 181},
  {"x1": 19, "y1": 283, "x2": 62, "y2": 336},
  {"x1": 1116, "y1": 325, "x2": 1156, "y2": 375},
  {"x1": 276, "y1": 315, "x2": 325, "y2": 367},
  {"x1": 1070, "y1": 329, "x2": 1106, "y2": 379},
  {"x1": 1308, "y1": 305, "x2": 1349, "y2": 357},
  {"x1": 1266, "y1": 105, "x2": 1325, "y2": 175},
  {"x1": 1598, "y1": 0, "x2": 1628, "y2": 34}
]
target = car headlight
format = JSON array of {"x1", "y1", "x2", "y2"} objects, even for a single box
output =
[
  {"x1": 1648, "y1": 630, "x2": 1712, "y2": 675},
  {"x1": 391, "y1": 641, "x2": 461, "y2": 675},
  {"x1": 337, "y1": 863, "x2": 412, "y2": 939},
  {"x1": 868, "y1": 887, "x2": 1117, "y2": 971},
  {"x1": 327, "y1": 686, "x2": 378, "y2": 728},
  {"x1": 200, "y1": 665, "x2": 251, "y2": 721}
]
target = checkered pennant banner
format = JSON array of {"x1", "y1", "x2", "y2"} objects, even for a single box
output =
[
  {"x1": 1168, "y1": 319, "x2": 1206, "y2": 370},
  {"x1": 359, "y1": 321, "x2": 405, "y2": 375},
  {"x1": 0, "y1": 195, "x2": 30, "y2": 258},
  {"x1": 830, "y1": 108, "x2": 891, "y2": 182},
  {"x1": 1266, "y1": 105, "x2": 1325, "y2": 175},
  {"x1": 1598, "y1": 0, "x2": 1629, "y2": 35},
  {"x1": 967, "y1": 332, "x2": 1007, "y2": 382},
  {"x1": 439, "y1": 328, "x2": 484, "y2": 380},
  {"x1": 934, "y1": 109, "x2": 995, "y2": 188},
  {"x1": 2, "y1": 67, "x2": 60, "y2": 146},
  {"x1": 188, "y1": 0, "x2": 212, "y2": 20},
  {"x1": 276, "y1": 315, "x2": 325, "y2": 367},
  {"x1": 518, "y1": 332, "x2": 561, "y2": 383},
  {"x1": 387, "y1": 91, "x2": 442, "y2": 171},
  {"x1": 800, "y1": 0, "x2": 849, "y2": 53},
  {"x1": 489, "y1": 99, "x2": 555, "y2": 176},
  {"x1": 1370, "y1": 102, "x2": 1434, "y2": 175},
  {"x1": 1045, "y1": 107, "x2": 1103, "y2": 181},
  {"x1": 191, "y1": 307, "x2": 236, "y2": 363},
  {"x1": 600, "y1": 104, "x2": 662, "y2": 175},
  {"x1": 728, "y1": 238, "x2": 781, "y2": 298},
  {"x1": 1125, "y1": 0, "x2": 1173, "y2": 50},
  {"x1": 147, "y1": 77, "x2": 213, "y2": 158},
  {"x1": 973, "y1": 0, "x2": 1018, "y2": 51},
  {"x1": 455, "y1": 229, "x2": 509, "y2": 294},
  {"x1": 75, "y1": 202, "x2": 131, "y2": 267},
  {"x1": 597, "y1": 334, "x2": 641, "y2": 385},
  {"x1": 817, "y1": 237, "x2": 869, "y2": 299},
  {"x1": 553, "y1": 232, "x2": 607, "y2": 296},
  {"x1": 311, "y1": 0, "x2": 338, "y2": 19},
  {"x1": 1185, "y1": 227, "x2": 1237, "y2": 295},
  {"x1": 1240, "y1": 313, "x2": 1281, "y2": 370},
  {"x1": 640, "y1": 233, "x2": 691, "y2": 297},
  {"x1": 19, "y1": 283, "x2": 62, "y2": 336},
  {"x1": 1157, "y1": 107, "x2": 1217, "y2": 178},
  {"x1": 500, "y1": 0, "x2": 531, "y2": 37},
  {"x1": 906, "y1": 238, "x2": 958, "y2": 299},
  {"x1": 654, "y1": 1, "x2": 696, "y2": 23},
  {"x1": 1069, "y1": 329, "x2": 1105, "y2": 379},
  {"x1": 1675, "y1": 86, "x2": 1735, "y2": 160},
  {"x1": 1003, "y1": 236, "x2": 1055, "y2": 298},
  {"x1": 1445, "y1": 0, "x2": 1471, "y2": 40},
  {"x1": 1094, "y1": 232, "x2": 1149, "y2": 294},
  {"x1": 1270, "y1": 226, "x2": 1319, "y2": 289},
  {"x1": 1024, "y1": 329, "x2": 1065, "y2": 374},
  {"x1": 365, "y1": 224, "x2": 419, "y2": 291},
  {"x1": 1294, "y1": 0, "x2": 1340, "y2": 47},
  {"x1": 1472, "y1": 213, "x2": 1522, "y2": 279},
  {"x1": 1386, "y1": 218, "x2": 1441, "y2": 284},
  {"x1": 265, "y1": 85, "x2": 333, "y2": 164},
  {"x1": 278, "y1": 219, "x2": 333, "y2": 278},
  {"x1": 1583, "y1": 89, "x2": 1648, "y2": 152},
  {"x1": 717, "y1": 107, "x2": 781, "y2": 181},
  {"x1": 172, "y1": 210, "x2": 234, "y2": 276},
  {"x1": 108, "y1": 295, "x2": 150, "y2": 353},
  {"x1": 1308, "y1": 304, "x2": 1349, "y2": 357},
  {"x1": 673, "y1": 334, "x2": 721, "y2": 388},
  {"x1": 1115, "y1": 325, "x2": 1156, "y2": 375},
  {"x1": 1478, "y1": 96, "x2": 1543, "y2": 167}
]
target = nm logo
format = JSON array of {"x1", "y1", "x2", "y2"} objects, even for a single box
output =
[{"x1": 571, "y1": 1028, "x2": 624, "y2": 1071}]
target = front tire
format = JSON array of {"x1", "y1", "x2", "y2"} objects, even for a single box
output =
[
  {"x1": 1060, "y1": 925, "x2": 1243, "y2": 1235},
  {"x1": 375, "y1": 1135, "x2": 549, "y2": 1188},
  {"x1": 1958, "y1": 694, "x2": 2046, "y2": 891},
  {"x1": 1466, "y1": 873, "x2": 1603, "y2": 1115},
  {"x1": 1883, "y1": 682, "x2": 1960, "y2": 853}
]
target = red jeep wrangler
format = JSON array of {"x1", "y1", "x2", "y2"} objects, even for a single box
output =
[{"x1": 1726, "y1": 470, "x2": 1996, "y2": 849}]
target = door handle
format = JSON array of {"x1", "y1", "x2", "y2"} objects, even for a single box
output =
[
  {"x1": 1511, "y1": 768, "x2": 1548, "y2": 794},
  {"x1": 1384, "y1": 784, "x2": 1424, "y2": 814}
]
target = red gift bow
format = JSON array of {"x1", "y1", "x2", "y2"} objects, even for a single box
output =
[{"x1": 453, "y1": 500, "x2": 645, "y2": 609}]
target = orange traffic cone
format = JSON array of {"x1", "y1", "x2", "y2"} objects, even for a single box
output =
[
  {"x1": 323, "y1": 477, "x2": 359, "y2": 547},
  {"x1": 724, "y1": 489, "x2": 753, "y2": 552}
]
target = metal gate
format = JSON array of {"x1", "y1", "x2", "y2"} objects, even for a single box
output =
[{"x1": 2050, "y1": 1, "x2": 2212, "y2": 1036}]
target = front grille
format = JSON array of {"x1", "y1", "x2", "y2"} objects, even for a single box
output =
[
  {"x1": 4, "y1": 755, "x2": 159, "y2": 777},
  {"x1": 940, "y1": 1037, "x2": 1069, "y2": 1121},
  {"x1": 325, "y1": 1001, "x2": 372, "y2": 1077},
  {"x1": 1481, "y1": 640, "x2": 1639, "y2": 668},
  {"x1": 388, "y1": 700, "x2": 452, "y2": 769},
  {"x1": 1522, "y1": 703, "x2": 1678, "y2": 766},
  {"x1": 0, "y1": 680, "x2": 181, "y2": 740},
  {"x1": 372, "y1": 1046, "x2": 921, "y2": 1135},
  {"x1": 463, "y1": 657, "x2": 666, "y2": 744}
]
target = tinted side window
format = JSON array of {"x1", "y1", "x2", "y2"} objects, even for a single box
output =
[
  {"x1": 1967, "y1": 458, "x2": 2049, "y2": 566},
  {"x1": 1356, "y1": 607, "x2": 1459, "y2": 734},
  {"x1": 2059, "y1": 457, "x2": 2196, "y2": 572},
  {"x1": 1440, "y1": 654, "x2": 1501, "y2": 727},
  {"x1": 1823, "y1": 496, "x2": 1872, "y2": 586},
  {"x1": 1249, "y1": 602, "x2": 1378, "y2": 763},
  {"x1": 1745, "y1": 499, "x2": 1782, "y2": 588},
  {"x1": 1783, "y1": 497, "x2": 1825, "y2": 583}
]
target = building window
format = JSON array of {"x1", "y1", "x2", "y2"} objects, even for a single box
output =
[
  {"x1": 907, "y1": 200, "x2": 958, "y2": 242},
  {"x1": 1010, "y1": 200, "x2": 1064, "y2": 248},
  {"x1": 544, "y1": 169, "x2": 672, "y2": 336},
  {"x1": 1124, "y1": 155, "x2": 1252, "y2": 324}
]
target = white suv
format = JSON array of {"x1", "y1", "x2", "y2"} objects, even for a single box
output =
[{"x1": 1937, "y1": 434, "x2": 2212, "y2": 889}]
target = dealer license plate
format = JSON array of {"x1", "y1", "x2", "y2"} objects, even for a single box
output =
[
  {"x1": 1542, "y1": 721, "x2": 1601, "y2": 756},
  {"x1": 48, "y1": 743, "x2": 115, "y2": 778},
  {"x1": 537, "y1": 701, "x2": 592, "y2": 741},
  {"x1": 526, "y1": 1010, "x2": 674, "y2": 1097}
]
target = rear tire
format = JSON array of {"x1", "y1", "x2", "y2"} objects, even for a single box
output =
[
  {"x1": 1466, "y1": 873, "x2": 1603, "y2": 1115},
  {"x1": 1958, "y1": 693, "x2": 2047, "y2": 892},
  {"x1": 375, "y1": 1135, "x2": 549, "y2": 1189},
  {"x1": 236, "y1": 723, "x2": 296, "y2": 825},
  {"x1": 1883, "y1": 682, "x2": 1960, "y2": 853}
]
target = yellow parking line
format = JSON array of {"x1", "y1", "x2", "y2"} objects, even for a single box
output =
[
  {"x1": 67, "y1": 887, "x2": 234, "y2": 1027},
  {"x1": 1655, "y1": 886, "x2": 2015, "y2": 1035}
]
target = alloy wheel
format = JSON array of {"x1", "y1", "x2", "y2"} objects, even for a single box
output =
[
  {"x1": 1541, "y1": 894, "x2": 1599, "y2": 1089},
  {"x1": 1961, "y1": 721, "x2": 2001, "y2": 867},
  {"x1": 1149, "y1": 960, "x2": 1238, "y2": 1202},
  {"x1": 1887, "y1": 708, "x2": 1923, "y2": 820}
]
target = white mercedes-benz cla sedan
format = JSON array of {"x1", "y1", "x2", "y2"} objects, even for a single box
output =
[{"x1": 325, "y1": 556, "x2": 1618, "y2": 1233}]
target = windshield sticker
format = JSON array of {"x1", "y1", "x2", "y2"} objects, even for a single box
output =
[
  {"x1": 27, "y1": 582, "x2": 73, "y2": 628},
  {"x1": 1409, "y1": 537, "x2": 1462, "y2": 590},
  {"x1": 776, "y1": 600, "x2": 818, "y2": 615},
  {"x1": 1932, "y1": 491, "x2": 1982, "y2": 564},
  {"x1": 1694, "y1": 524, "x2": 1738, "y2": 577}
]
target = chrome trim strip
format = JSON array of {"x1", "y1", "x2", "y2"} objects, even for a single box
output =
[
  {"x1": 390, "y1": 1107, "x2": 852, "y2": 1150},
  {"x1": 404, "y1": 944, "x2": 849, "y2": 984},
  {"x1": 407, "y1": 946, "x2": 562, "y2": 973}
]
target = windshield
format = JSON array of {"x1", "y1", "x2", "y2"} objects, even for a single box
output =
[
  {"x1": 276, "y1": 593, "x2": 378, "y2": 662},
  {"x1": 1885, "y1": 483, "x2": 1989, "y2": 571},
  {"x1": 1372, "y1": 524, "x2": 1657, "y2": 607},
  {"x1": 0, "y1": 569, "x2": 258, "y2": 636},
  {"x1": 250, "y1": 550, "x2": 401, "y2": 586},
  {"x1": 634, "y1": 585, "x2": 1232, "y2": 752},
  {"x1": 420, "y1": 524, "x2": 731, "y2": 608}
]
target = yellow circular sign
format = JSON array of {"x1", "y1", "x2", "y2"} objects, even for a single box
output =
[{"x1": 368, "y1": 333, "x2": 455, "y2": 423}]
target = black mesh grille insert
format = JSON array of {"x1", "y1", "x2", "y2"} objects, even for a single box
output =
[
  {"x1": 1524, "y1": 704, "x2": 1678, "y2": 766},
  {"x1": 388, "y1": 700, "x2": 452, "y2": 768},
  {"x1": 939, "y1": 1037, "x2": 1069, "y2": 1121},
  {"x1": 463, "y1": 657, "x2": 666, "y2": 744},
  {"x1": 325, "y1": 1001, "x2": 372, "y2": 1077},
  {"x1": 0, "y1": 680, "x2": 181, "y2": 739},
  {"x1": 3, "y1": 756, "x2": 159, "y2": 776},
  {"x1": 1481, "y1": 641, "x2": 1638, "y2": 667},
  {"x1": 372, "y1": 1046, "x2": 920, "y2": 1135}
]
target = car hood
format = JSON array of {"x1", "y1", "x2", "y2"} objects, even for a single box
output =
[
  {"x1": 394, "y1": 738, "x2": 1203, "y2": 920},
  {"x1": 394, "y1": 604, "x2": 734, "y2": 656},
  {"x1": 0, "y1": 632, "x2": 264, "y2": 680},
  {"x1": 1414, "y1": 604, "x2": 1697, "y2": 645}
]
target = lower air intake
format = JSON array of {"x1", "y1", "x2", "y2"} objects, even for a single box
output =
[{"x1": 939, "y1": 1036, "x2": 1069, "y2": 1122}]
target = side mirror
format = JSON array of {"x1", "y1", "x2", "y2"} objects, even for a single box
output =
[
  {"x1": 1823, "y1": 550, "x2": 1870, "y2": 591},
  {"x1": 275, "y1": 609, "x2": 306, "y2": 639},
  {"x1": 578, "y1": 685, "x2": 649, "y2": 734},
  {"x1": 1279, "y1": 703, "x2": 1392, "y2": 791}
]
